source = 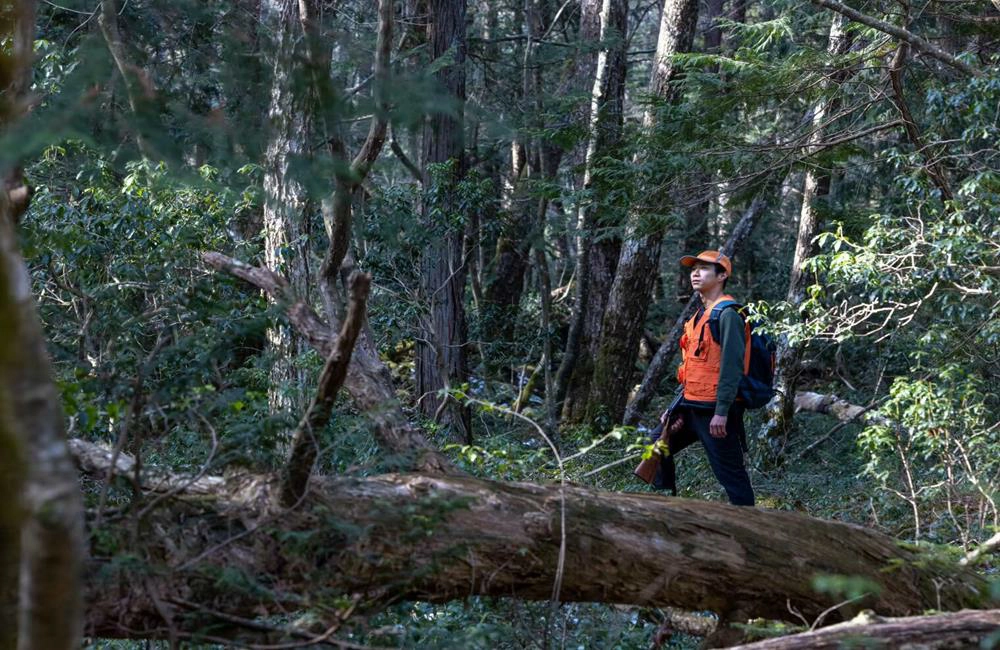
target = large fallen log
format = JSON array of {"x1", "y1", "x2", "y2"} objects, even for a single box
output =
[
  {"x1": 73, "y1": 440, "x2": 988, "y2": 643},
  {"x1": 730, "y1": 609, "x2": 1000, "y2": 649}
]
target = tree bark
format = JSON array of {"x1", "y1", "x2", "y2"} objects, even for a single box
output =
[
  {"x1": 1, "y1": 6, "x2": 86, "y2": 648},
  {"x1": 1, "y1": 173, "x2": 86, "y2": 650},
  {"x1": 585, "y1": 0, "x2": 700, "y2": 428},
  {"x1": 730, "y1": 609, "x2": 1000, "y2": 649},
  {"x1": 759, "y1": 14, "x2": 851, "y2": 460},
  {"x1": 417, "y1": 0, "x2": 472, "y2": 441},
  {"x1": 0, "y1": 193, "x2": 27, "y2": 650},
  {"x1": 73, "y1": 440, "x2": 988, "y2": 642},
  {"x1": 558, "y1": 0, "x2": 629, "y2": 423},
  {"x1": 0, "y1": 3, "x2": 34, "y2": 642},
  {"x1": 261, "y1": 0, "x2": 314, "y2": 419}
]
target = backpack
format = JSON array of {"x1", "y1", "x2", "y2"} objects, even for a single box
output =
[{"x1": 706, "y1": 300, "x2": 777, "y2": 409}]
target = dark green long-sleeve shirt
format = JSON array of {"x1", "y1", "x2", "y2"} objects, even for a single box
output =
[{"x1": 715, "y1": 308, "x2": 745, "y2": 416}]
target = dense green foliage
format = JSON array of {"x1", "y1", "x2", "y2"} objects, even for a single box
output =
[{"x1": 5, "y1": 0, "x2": 998, "y2": 647}]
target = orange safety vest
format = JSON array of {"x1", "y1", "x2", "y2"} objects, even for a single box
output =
[{"x1": 676, "y1": 295, "x2": 751, "y2": 403}]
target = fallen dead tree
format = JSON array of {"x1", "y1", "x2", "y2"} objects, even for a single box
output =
[
  {"x1": 790, "y1": 392, "x2": 906, "y2": 461},
  {"x1": 793, "y1": 392, "x2": 888, "y2": 426},
  {"x1": 73, "y1": 439, "x2": 988, "y2": 643},
  {"x1": 730, "y1": 608, "x2": 1000, "y2": 649}
]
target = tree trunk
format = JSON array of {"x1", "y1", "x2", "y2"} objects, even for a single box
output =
[
  {"x1": 0, "y1": 2, "x2": 34, "y2": 642},
  {"x1": 261, "y1": 0, "x2": 313, "y2": 419},
  {"x1": 482, "y1": 185, "x2": 535, "y2": 346},
  {"x1": 483, "y1": 0, "x2": 608, "y2": 353},
  {"x1": 558, "y1": 0, "x2": 629, "y2": 423},
  {"x1": 1, "y1": 184, "x2": 86, "y2": 650},
  {"x1": 731, "y1": 609, "x2": 1000, "y2": 649},
  {"x1": 759, "y1": 14, "x2": 851, "y2": 460},
  {"x1": 704, "y1": 0, "x2": 725, "y2": 52},
  {"x1": 482, "y1": 1, "x2": 566, "y2": 348},
  {"x1": 1, "y1": 6, "x2": 86, "y2": 648},
  {"x1": 417, "y1": 0, "x2": 471, "y2": 440},
  {"x1": 73, "y1": 440, "x2": 988, "y2": 642},
  {"x1": 0, "y1": 194, "x2": 27, "y2": 650},
  {"x1": 586, "y1": 0, "x2": 700, "y2": 428}
]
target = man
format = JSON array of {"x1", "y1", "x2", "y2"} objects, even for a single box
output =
[{"x1": 652, "y1": 250, "x2": 755, "y2": 506}]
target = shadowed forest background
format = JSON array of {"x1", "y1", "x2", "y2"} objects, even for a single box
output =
[{"x1": 0, "y1": 0, "x2": 998, "y2": 647}]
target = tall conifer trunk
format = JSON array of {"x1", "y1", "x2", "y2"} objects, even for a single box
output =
[
  {"x1": 559, "y1": 0, "x2": 628, "y2": 422},
  {"x1": 261, "y1": 0, "x2": 312, "y2": 419},
  {"x1": 417, "y1": 0, "x2": 472, "y2": 440},
  {"x1": 585, "y1": 0, "x2": 700, "y2": 427}
]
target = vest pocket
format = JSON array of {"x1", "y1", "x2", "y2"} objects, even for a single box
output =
[{"x1": 684, "y1": 377, "x2": 717, "y2": 401}]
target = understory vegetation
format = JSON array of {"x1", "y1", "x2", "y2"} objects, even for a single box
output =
[{"x1": 1, "y1": 0, "x2": 998, "y2": 647}]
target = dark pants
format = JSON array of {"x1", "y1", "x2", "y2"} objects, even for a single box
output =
[{"x1": 651, "y1": 403, "x2": 755, "y2": 506}]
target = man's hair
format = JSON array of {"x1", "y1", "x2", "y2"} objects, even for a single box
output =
[{"x1": 714, "y1": 262, "x2": 729, "y2": 289}]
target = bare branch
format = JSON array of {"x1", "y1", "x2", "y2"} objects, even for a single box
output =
[
  {"x1": 69, "y1": 438, "x2": 224, "y2": 496},
  {"x1": 810, "y1": 0, "x2": 982, "y2": 77},
  {"x1": 280, "y1": 271, "x2": 372, "y2": 507},
  {"x1": 793, "y1": 391, "x2": 890, "y2": 426},
  {"x1": 318, "y1": 0, "x2": 394, "y2": 308}
]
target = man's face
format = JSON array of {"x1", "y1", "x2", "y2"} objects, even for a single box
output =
[{"x1": 690, "y1": 261, "x2": 726, "y2": 292}]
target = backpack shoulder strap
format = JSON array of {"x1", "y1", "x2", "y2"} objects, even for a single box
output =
[{"x1": 707, "y1": 300, "x2": 743, "y2": 344}]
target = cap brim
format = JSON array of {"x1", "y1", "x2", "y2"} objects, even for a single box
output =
[{"x1": 679, "y1": 255, "x2": 701, "y2": 267}]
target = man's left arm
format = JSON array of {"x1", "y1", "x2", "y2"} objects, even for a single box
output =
[{"x1": 710, "y1": 308, "x2": 746, "y2": 437}]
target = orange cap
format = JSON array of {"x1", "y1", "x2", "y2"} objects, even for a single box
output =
[{"x1": 679, "y1": 250, "x2": 732, "y2": 276}]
